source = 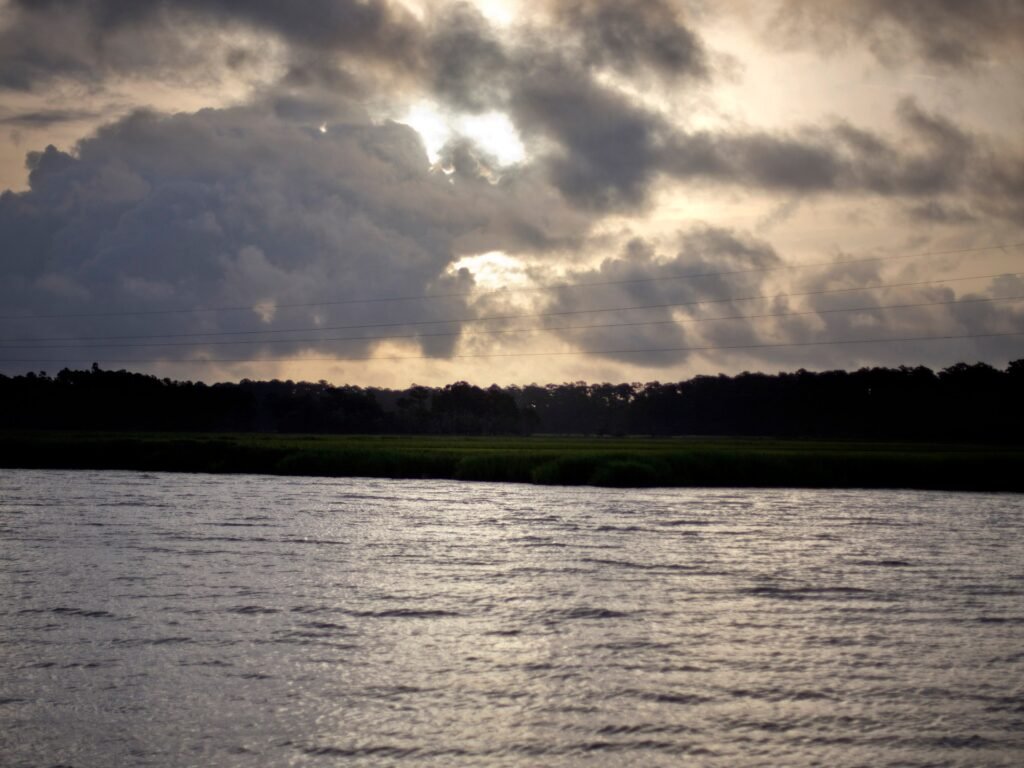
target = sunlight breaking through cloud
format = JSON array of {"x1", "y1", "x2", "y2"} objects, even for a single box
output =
[{"x1": 400, "y1": 101, "x2": 525, "y2": 166}]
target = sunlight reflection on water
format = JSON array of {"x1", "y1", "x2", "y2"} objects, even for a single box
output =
[{"x1": 1, "y1": 471, "x2": 1023, "y2": 767}]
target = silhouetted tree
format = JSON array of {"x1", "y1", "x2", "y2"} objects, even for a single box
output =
[{"x1": 1, "y1": 360, "x2": 1021, "y2": 441}]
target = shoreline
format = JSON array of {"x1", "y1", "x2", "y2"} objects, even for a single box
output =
[{"x1": 2, "y1": 431, "x2": 1022, "y2": 493}]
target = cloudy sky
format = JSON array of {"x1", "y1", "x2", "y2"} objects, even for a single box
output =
[{"x1": 0, "y1": 0, "x2": 1022, "y2": 387}]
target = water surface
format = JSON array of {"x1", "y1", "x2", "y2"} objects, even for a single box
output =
[{"x1": 1, "y1": 470, "x2": 1022, "y2": 766}]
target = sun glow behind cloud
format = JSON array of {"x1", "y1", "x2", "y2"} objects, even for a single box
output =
[
  {"x1": 448, "y1": 250, "x2": 531, "y2": 291},
  {"x1": 0, "y1": 0, "x2": 1022, "y2": 387},
  {"x1": 400, "y1": 101, "x2": 526, "y2": 166}
]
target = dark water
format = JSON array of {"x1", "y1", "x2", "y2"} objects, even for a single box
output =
[{"x1": 1, "y1": 470, "x2": 1023, "y2": 767}]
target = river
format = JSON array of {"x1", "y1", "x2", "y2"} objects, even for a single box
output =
[{"x1": 1, "y1": 470, "x2": 1022, "y2": 766}]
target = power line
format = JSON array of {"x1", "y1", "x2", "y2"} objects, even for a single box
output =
[
  {"x1": 0, "y1": 241, "x2": 1019, "y2": 322},
  {"x1": 4, "y1": 294, "x2": 1021, "y2": 350},
  {"x1": 3, "y1": 331, "x2": 1021, "y2": 366},
  {"x1": 2, "y1": 271, "x2": 1019, "y2": 343}
]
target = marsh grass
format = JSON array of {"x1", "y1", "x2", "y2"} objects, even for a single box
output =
[{"x1": 1, "y1": 431, "x2": 1021, "y2": 491}]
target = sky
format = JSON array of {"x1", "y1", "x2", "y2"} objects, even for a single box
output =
[{"x1": 0, "y1": 0, "x2": 1022, "y2": 387}]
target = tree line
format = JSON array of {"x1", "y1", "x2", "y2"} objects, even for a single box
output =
[{"x1": 1, "y1": 360, "x2": 1021, "y2": 441}]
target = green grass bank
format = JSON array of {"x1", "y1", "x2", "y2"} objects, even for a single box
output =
[{"x1": 1, "y1": 431, "x2": 1022, "y2": 492}]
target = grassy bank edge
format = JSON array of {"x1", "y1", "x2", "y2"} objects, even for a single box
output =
[{"x1": 2, "y1": 431, "x2": 1022, "y2": 492}]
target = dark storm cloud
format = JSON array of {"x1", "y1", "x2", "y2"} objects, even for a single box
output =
[
  {"x1": 0, "y1": 0, "x2": 422, "y2": 90},
  {"x1": 420, "y1": 0, "x2": 711, "y2": 117},
  {"x1": 550, "y1": 0, "x2": 708, "y2": 80},
  {"x1": 419, "y1": 2, "x2": 710, "y2": 210},
  {"x1": 539, "y1": 226, "x2": 784, "y2": 365},
  {"x1": 6, "y1": 0, "x2": 421, "y2": 52},
  {"x1": 768, "y1": 0, "x2": 1024, "y2": 70},
  {"x1": 535, "y1": 225, "x2": 1024, "y2": 369},
  {"x1": 686, "y1": 132, "x2": 842, "y2": 191},
  {"x1": 1, "y1": 0, "x2": 712, "y2": 92},
  {"x1": 455, "y1": 37, "x2": 1023, "y2": 219},
  {"x1": 0, "y1": 0, "x2": 718, "y2": 213},
  {"x1": 656, "y1": 99, "x2": 1024, "y2": 223},
  {"x1": 424, "y1": 2, "x2": 509, "y2": 112},
  {"x1": 182, "y1": 0, "x2": 419, "y2": 56},
  {"x1": 0, "y1": 0, "x2": 254, "y2": 90},
  {"x1": 508, "y1": 60, "x2": 672, "y2": 210},
  {"x1": 661, "y1": 102, "x2": 957, "y2": 195},
  {"x1": 0, "y1": 100, "x2": 588, "y2": 366},
  {"x1": 760, "y1": 261, "x2": 1024, "y2": 372},
  {"x1": 1, "y1": 2, "x2": 1020, "y2": 242},
  {"x1": 14, "y1": 0, "x2": 1012, "y2": 220}
]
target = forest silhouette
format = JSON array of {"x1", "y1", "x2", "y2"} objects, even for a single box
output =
[{"x1": 2, "y1": 360, "x2": 1021, "y2": 442}]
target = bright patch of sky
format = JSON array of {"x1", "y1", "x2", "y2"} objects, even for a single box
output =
[
  {"x1": 448, "y1": 251, "x2": 531, "y2": 291},
  {"x1": 400, "y1": 101, "x2": 526, "y2": 166}
]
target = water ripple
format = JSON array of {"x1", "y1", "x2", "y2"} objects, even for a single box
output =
[{"x1": 1, "y1": 469, "x2": 1022, "y2": 768}]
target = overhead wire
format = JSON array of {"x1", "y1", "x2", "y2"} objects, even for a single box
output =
[
  {"x1": 2, "y1": 331, "x2": 1022, "y2": 365},
  {"x1": 2, "y1": 243, "x2": 1020, "y2": 369},
  {"x1": 0, "y1": 241, "x2": 1020, "y2": 322},
  {"x1": 2, "y1": 294, "x2": 1021, "y2": 350},
  {"x1": 1, "y1": 271, "x2": 1020, "y2": 344}
]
